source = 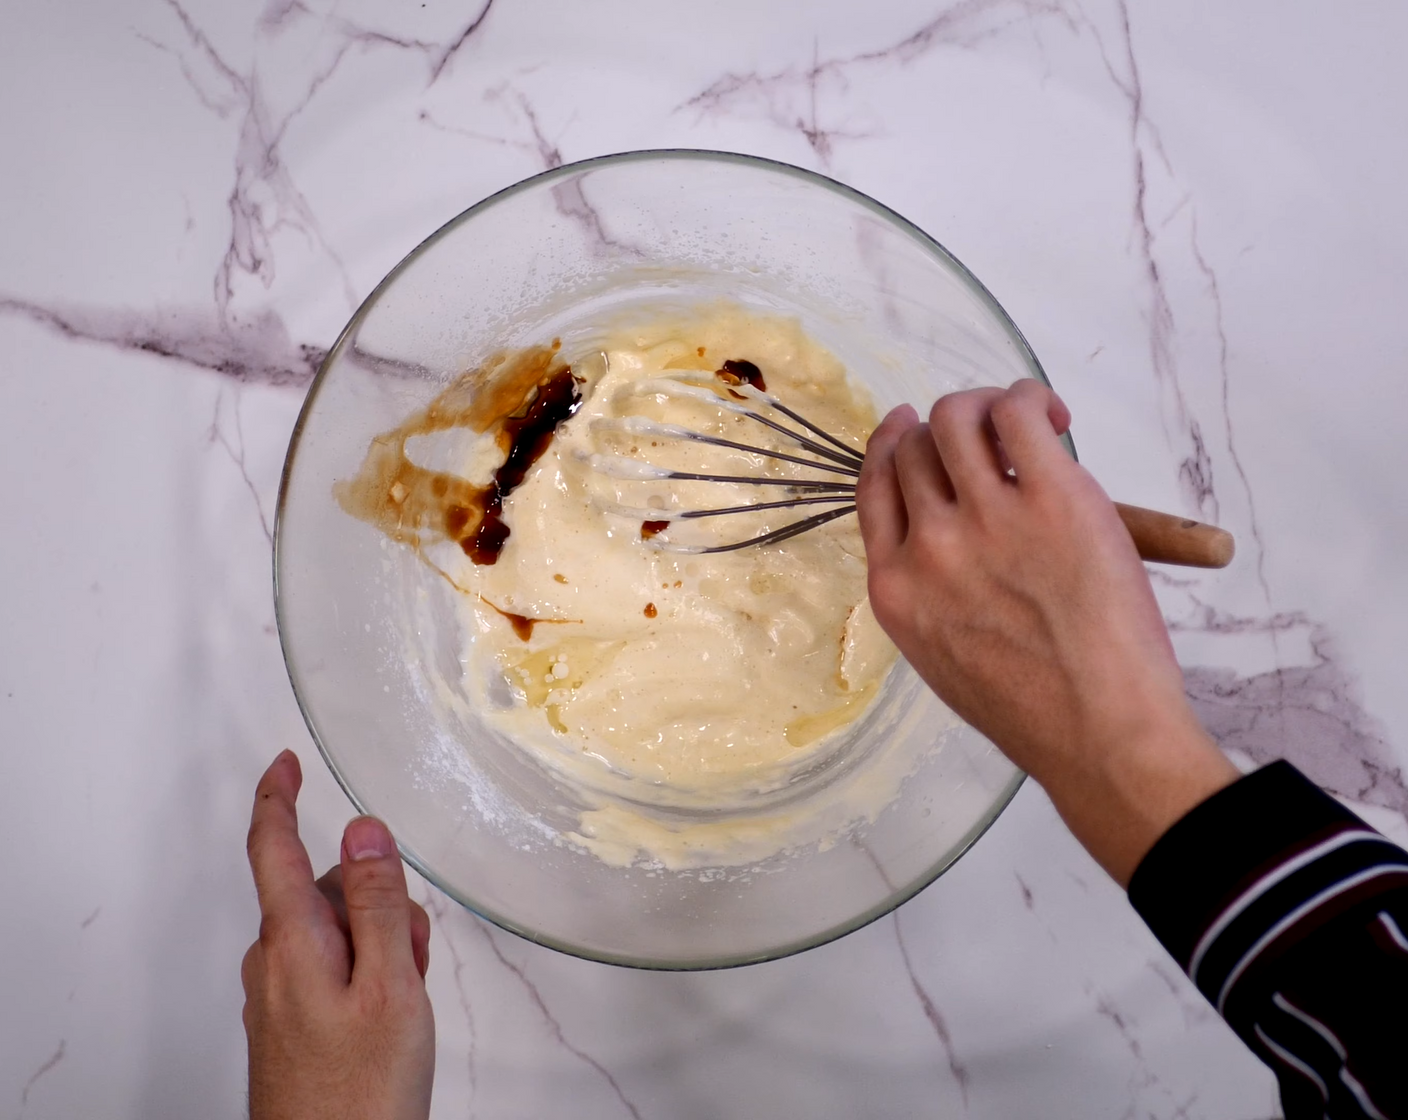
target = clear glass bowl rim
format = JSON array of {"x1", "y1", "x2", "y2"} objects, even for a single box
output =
[{"x1": 274, "y1": 148, "x2": 1071, "y2": 970}]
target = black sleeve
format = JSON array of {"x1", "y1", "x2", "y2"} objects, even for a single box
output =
[{"x1": 1127, "y1": 760, "x2": 1408, "y2": 1120}]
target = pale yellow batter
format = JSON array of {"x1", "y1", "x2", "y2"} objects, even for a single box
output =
[
  {"x1": 456, "y1": 304, "x2": 897, "y2": 807},
  {"x1": 337, "y1": 302, "x2": 905, "y2": 865}
]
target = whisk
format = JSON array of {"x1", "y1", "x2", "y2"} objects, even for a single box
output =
[{"x1": 585, "y1": 372, "x2": 1235, "y2": 568}]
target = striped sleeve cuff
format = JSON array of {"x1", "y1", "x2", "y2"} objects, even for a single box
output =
[{"x1": 1127, "y1": 760, "x2": 1408, "y2": 1017}]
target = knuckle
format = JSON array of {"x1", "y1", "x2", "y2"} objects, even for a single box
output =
[
  {"x1": 990, "y1": 394, "x2": 1023, "y2": 428},
  {"x1": 930, "y1": 388, "x2": 1003, "y2": 433},
  {"x1": 258, "y1": 913, "x2": 305, "y2": 963},
  {"x1": 911, "y1": 531, "x2": 968, "y2": 584},
  {"x1": 257, "y1": 913, "x2": 282, "y2": 942},
  {"x1": 894, "y1": 424, "x2": 933, "y2": 469},
  {"x1": 345, "y1": 875, "x2": 408, "y2": 916},
  {"x1": 868, "y1": 573, "x2": 907, "y2": 629},
  {"x1": 852, "y1": 477, "x2": 876, "y2": 515},
  {"x1": 928, "y1": 394, "x2": 963, "y2": 428},
  {"x1": 911, "y1": 512, "x2": 958, "y2": 553},
  {"x1": 351, "y1": 974, "x2": 395, "y2": 1018},
  {"x1": 356, "y1": 971, "x2": 424, "y2": 1017},
  {"x1": 240, "y1": 943, "x2": 260, "y2": 984}
]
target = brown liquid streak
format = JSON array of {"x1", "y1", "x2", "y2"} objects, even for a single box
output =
[
  {"x1": 477, "y1": 596, "x2": 580, "y2": 642},
  {"x1": 716, "y1": 358, "x2": 766, "y2": 394},
  {"x1": 463, "y1": 368, "x2": 581, "y2": 564},
  {"x1": 333, "y1": 346, "x2": 580, "y2": 567}
]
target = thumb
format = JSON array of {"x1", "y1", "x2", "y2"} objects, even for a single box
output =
[{"x1": 340, "y1": 816, "x2": 418, "y2": 984}]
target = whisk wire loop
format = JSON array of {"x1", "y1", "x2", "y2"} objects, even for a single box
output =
[{"x1": 591, "y1": 370, "x2": 869, "y2": 551}]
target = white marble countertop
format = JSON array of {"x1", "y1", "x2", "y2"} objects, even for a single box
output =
[{"x1": 4, "y1": 2, "x2": 1407, "y2": 1117}]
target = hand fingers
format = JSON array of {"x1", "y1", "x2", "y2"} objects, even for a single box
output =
[
  {"x1": 893, "y1": 418, "x2": 955, "y2": 514},
  {"x1": 927, "y1": 388, "x2": 1008, "y2": 501},
  {"x1": 339, "y1": 816, "x2": 419, "y2": 985},
  {"x1": 990, "y1": 380, "x2": 1075, "y2": 483},
  {"x1": 247, "y1": 751, "x2": 323, "y2": 930},
  {"x1": 317, "y1": 864, "x2": 430, "y2": 979},
  {"x1": 1045, "y1": 386, "x2": 1072, "y2": 436},
  {"x1": 241, "y1": 942, "x2": 261, "y2": 994},
  {"x1": 240, "y1": 943, "x2": 262, "y2": 1031},
  {"x1": 409, "y1": 901, "x2": 431, "y2": 979},
  {"x1": 856, "y1": 404, "x2": 918, "y2": 561},
  {"x1": 315, "y1": 865, "x2": 350, "y2": 937}
]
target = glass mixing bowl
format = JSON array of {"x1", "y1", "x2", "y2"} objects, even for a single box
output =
[{"x1": 275, "y1": 150, "x2": 1065, "y2": 968}]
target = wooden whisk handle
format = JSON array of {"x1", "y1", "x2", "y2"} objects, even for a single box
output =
[{"x1": 1114, "y1": 503, "x2": 1235, "y2": 569}]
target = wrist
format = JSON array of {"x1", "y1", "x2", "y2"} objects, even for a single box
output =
[{"x1": 1036, "y1": 705, "x2": 1239, "y2": 887}]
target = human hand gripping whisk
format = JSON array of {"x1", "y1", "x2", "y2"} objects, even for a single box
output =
[{"x1": 584, "y1": 364, "x2": 1235, "y2": 568}]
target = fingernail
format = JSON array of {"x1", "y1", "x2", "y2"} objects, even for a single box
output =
[{"x1": 343, "y1": 816, "x2": 396, "y2": 862}]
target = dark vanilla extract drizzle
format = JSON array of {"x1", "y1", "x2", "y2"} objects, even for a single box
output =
[
  {"x1": 459, "y1": 368, "x2": 581, "y2": 564},
  {"x1": 716, "y1": 358, "x2": 766, "y2": 394}
]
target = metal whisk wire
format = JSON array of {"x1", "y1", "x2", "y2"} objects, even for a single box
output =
[{"x1": 586, "y1": 372, "x2": 866, "y2": 554}]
